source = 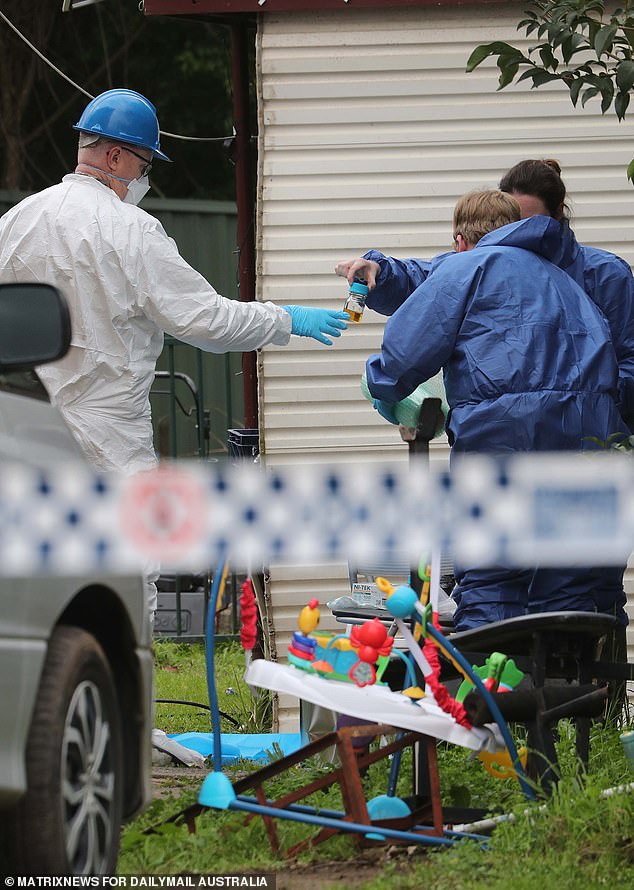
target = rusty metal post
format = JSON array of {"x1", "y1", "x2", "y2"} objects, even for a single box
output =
[{"x1": 231, "y1": 19, "x2": 258, "y2": 429}]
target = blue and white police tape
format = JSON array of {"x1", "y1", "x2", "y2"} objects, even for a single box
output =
[{"x1": 0, "y1": 453, "x2": 632, "y2": 574}]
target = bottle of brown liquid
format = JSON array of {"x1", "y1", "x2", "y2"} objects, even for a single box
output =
[{"x1": 343, "y1": 280, "x2": 369, "y2": 323}]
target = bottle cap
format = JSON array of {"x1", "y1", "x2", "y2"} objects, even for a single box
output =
[{"x1": 349, "y1": 281, "x2": 369, "y2": 296}]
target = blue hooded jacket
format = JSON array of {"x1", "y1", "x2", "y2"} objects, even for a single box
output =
[
  {"x1": 366, "y1": 216, "x2": 627, "y2": 454},
  {"x1": 364, "y1": 221, "x2": 634, "y2": 429},
  {"x1": 556, "y1": 223, "x2": 634, "y2": 430},
  {"x1": 364, "y1": 251, "x2": 435, "y2": 316}
]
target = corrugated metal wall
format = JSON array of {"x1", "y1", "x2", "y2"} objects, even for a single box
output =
[{"x1": 255, "y1": 5, "x2": 634, "y2": 730}]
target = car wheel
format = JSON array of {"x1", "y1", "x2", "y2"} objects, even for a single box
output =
[{"x1": 6, "y1": 625, "x2": 123, "y2": 875}]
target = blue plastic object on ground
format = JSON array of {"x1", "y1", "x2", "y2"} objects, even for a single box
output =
[
  {"x1": 171, "y1": 731, "x2": 304, "y2": 765},
  {"x1": 198, "y1": 771, "x2": 236, "y2": 809},
  {"x1": 366, "y1": 794, "x2": 412, "y2": 840}
]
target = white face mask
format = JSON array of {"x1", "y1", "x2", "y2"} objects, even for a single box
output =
[
  {"x1": 123, "y1": 175, "x2": 150, "y2": 206},
  {"x1": 79, "y1": 164, "x2": 151, "y2": 205}
]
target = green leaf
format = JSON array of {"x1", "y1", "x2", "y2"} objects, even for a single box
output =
[
  {"x1": 530, "y1": 69, "x2": 562, "y2": 87},
  {"x1": 549, "y1": 22, "x2": 571, "y2": 48},
  {"x1": 571, "y1": 31, "x2": 590, "y2": 52},
  {"x1": 594, "y1": 23, "x2": 618, "y2": 56},
  {"x1": 498, "y1": 58, "x2": 520, "y2": 88},
  {"x1": 587, "y1": 19, "x2": 601, "y2": 44},
  {"x1": 516, "y1": 66, "x2": 538, "y2": 84},
  {"x1": 581, "y1": 86, "x2": 600, "y2": 106},
  {"x1": 627, "y1": 157, "x2": 634, "y2": 182},
  {"x1": 615, "y1": 90, "x2": 630, "y2": 118},
  {"x1": 616, "y1": 58, "x2": 634, "y2": 91},
  {"x1": 516, "y1": 66, "x2": 562, "y2": 87},
  {"x1": 600, "y1": 81, "x2": 615, "y2": 113},
  {"x1": 569, "y1": 76, "x2": 586, "y2": 105},
  {"x1": 561, "y1": 32, "x2": 587, "y2": 63},
  {"x1": 584, "y1": 73, "x2": 607, "y2": 88},
  {"x1": 466, "y1": 41, "x2": 522, "y2": 72}
]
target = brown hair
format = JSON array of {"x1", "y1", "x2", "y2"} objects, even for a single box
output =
[
  {"x1": 498, "y1": 159, "x2": 568, "y2": 220},
  {"x1": 453, "y1": 190, "x2": 521, "y2": 246}
]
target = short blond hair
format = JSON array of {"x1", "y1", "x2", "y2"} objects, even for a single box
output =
[{"x1": 453, "y1": 190, "x2": 521, "y2": 247}]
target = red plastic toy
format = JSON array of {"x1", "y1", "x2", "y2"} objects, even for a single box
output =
[{"x1": 348, "y1": 617, "x2": 394, "y2": 687}]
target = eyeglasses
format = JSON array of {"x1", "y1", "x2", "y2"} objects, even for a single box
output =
[{"x1": 121, "y1": 145, "x2": 152, "y2": 177}]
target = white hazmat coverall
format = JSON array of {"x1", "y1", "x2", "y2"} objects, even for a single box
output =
[
  {"x1": 0, "y1": 174, "x2": 292, "y2": 473},
  {"x1": 0, "y1": 174, "x2": 294, "y2": 613}
]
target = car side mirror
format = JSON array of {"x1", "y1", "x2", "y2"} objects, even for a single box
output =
[{"x1": 0, "y1": 283, "x2": 71, "y2": 371}]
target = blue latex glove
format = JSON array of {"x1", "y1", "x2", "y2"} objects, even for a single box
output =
[
  {"x1": 283, "y1": 305, "x2": 348, "y2": 346},
  {"x1": 373, "y1": 399, "x2": 399, "y2": 424}
]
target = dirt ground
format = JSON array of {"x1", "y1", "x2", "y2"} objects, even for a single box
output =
[
  {"x1": 275, "y1": 848, "x2": 394, "y2": 890},
  {"x1": 151, "y1": 764, "x2": 210, "y2": 798}
]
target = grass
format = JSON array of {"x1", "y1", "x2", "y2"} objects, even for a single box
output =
[
  {"x1": 153, "y1": 640, "x2": 272, "y2": 735},
  {"x1": 119, "y1": 641, "x2": 634, "y2": 887}
]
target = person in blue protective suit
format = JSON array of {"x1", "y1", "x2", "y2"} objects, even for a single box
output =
[
  {"x1": 336, "y1": 159, "x2": 634, "y2": 432},
  {"x1": 365, "y1": 189, "x2": 630, "y2": 632},
  {"x1": 338, "y1": 162, "x2": 633, "y2": 647},
  {"x1": 499, "y1": 159, "x2": 634, "y2": 432},
  {"x1": 0, "y1": 88, "x2": 348, "y2": 617},
  {"x1": 498, "y1": 161, "x2": 632, "y2": 651}
]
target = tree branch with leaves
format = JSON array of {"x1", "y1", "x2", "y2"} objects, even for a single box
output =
[{"x1": 467, "y1": 0, "x2": 634, "y2": 179}]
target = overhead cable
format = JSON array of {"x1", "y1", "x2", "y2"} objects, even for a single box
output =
[
  {"x1": 0, "y1": 8, "x2": 93, "y2": 99},
  {"x1": 0, "y1": 8, "x2": 234, "y2": 144}
]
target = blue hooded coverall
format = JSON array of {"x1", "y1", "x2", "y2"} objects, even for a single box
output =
[
  {"x1": 365, "y1": 216, "x2": 629, "y2": 630},
  {"x1": 364, "y1": 221, "x2": 634, "y2": 429}
]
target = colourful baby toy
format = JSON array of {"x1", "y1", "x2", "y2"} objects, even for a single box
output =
[
  {"x1": 286, "y1": 599, "x2": 396, "y2": 687},
  {"x1": 288, "y1": 598, "x2": 320, "y2": 663},
  {"x1": 348, "y1": 617, "x2": 394, "y2": 687}
]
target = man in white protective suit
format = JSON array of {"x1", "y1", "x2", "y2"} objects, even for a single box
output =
[{"x1": 0, "y1": 88, "x2": 348, "y2": 614}]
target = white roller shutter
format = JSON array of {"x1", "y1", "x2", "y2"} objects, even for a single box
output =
[{"x1": 255, "y1": 5, "x2": 634, "y2": 729}]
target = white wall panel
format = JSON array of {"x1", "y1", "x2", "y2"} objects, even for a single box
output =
[{"x1": 255, "y1": 6, "x2": 634, "y2": 729}]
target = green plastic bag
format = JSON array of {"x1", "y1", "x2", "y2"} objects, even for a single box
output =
[{"x1": 361, "y1": 371, "x2": 448, "y2": 438}]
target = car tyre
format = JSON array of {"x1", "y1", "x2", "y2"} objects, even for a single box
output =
[{"x1": 5, "y1": 625, "x2": 123, "y2": 875}]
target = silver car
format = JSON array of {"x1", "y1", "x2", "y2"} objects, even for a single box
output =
[{"x1": 0, "y1": 283, "x2": 153, "y2": 875}]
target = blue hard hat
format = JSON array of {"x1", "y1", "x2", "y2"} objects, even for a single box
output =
[{"x1": 73, "y1": 89, "x2": 171, "y2": 162}]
